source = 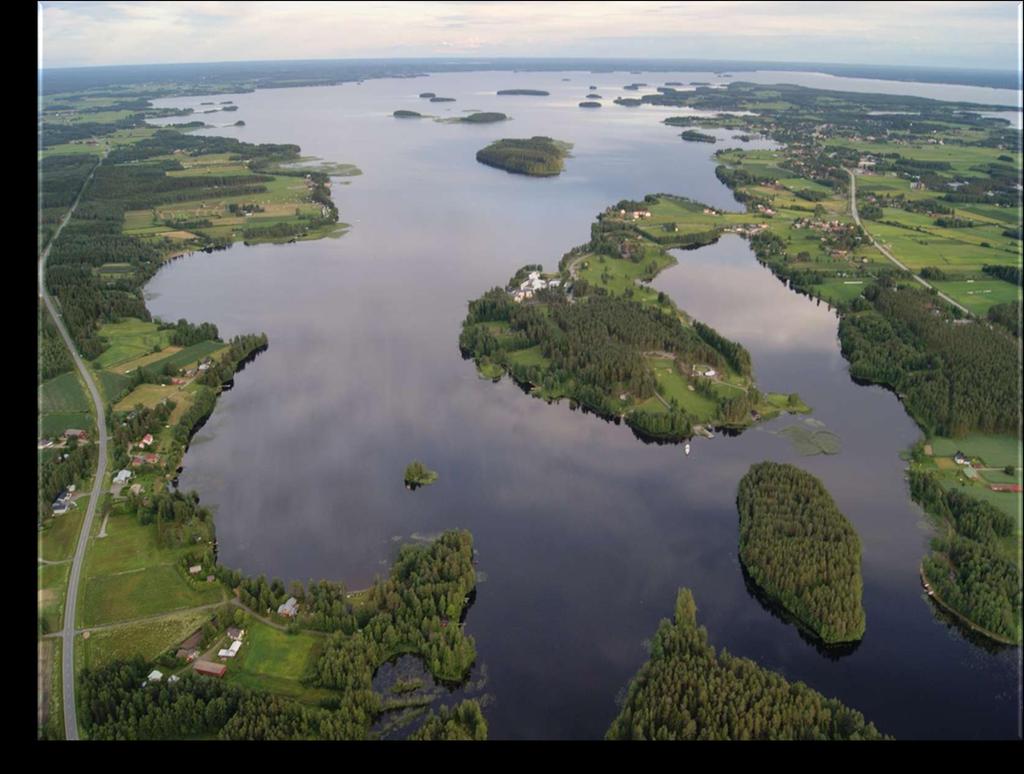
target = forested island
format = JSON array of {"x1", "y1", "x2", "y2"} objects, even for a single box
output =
[
  {"x1": 459, "y1": 196, "x2": 808, "y2": 442},
  {"x1": 393, "y1": 110, "x2": 423, "y2": 118},
  {"x1": 459, "y1": 112, "x2": 508, "y2": 123},
  {"x1": 579, "y1": 101, "x2": 602, "y2": 108},
  {"x1": 605, "y1": 589, "x2": 888, "y2": 740},
  {"x1": 430, "y1": 96, "x2": 456, "y2": 103},
  {"x1": 737, "y1": 462, "x2": 866, "y2": 644},
  {"x1": 496, "y1": 89, "x2": 550, "y2": 96},
  {"x1": 475, "y1": 136, "x2": 571, "y2": 177},
  {"x1": 680, "y1": 129, "x2": 716, "y2": 143},
  {"x1": 418, "y1": 92, "x2": 435, "y2": 98},
  {"x1": 404, "y1": 460, "x2": 438, "y2": 489},
  {"x1": 585, "y1": 93, "x2": 602, "y2": 99}
]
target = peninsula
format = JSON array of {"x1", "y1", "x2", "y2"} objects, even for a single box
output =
[{"x1": 459, "y1": 195, "x2": 809, "y2": 442}]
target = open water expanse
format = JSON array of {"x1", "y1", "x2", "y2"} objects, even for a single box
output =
[{"x1": 146, "y1": 70, "x2": 1022, "y2": 739}]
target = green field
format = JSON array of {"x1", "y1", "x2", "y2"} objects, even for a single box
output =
[
  {"x1": 39, "y1": 499, "x2": 88, "y2": 562},
  {"x1": 38, "y1": 562, "x2": 71, "y2": 634},
  {"x1": 929, "y1": 279, "x2": 1022, "y2": 315},
  {"x1": 39, "y1": 372, "x2": 90, "y2": 414},
  {"x1": 93, "y1": 319, "x2": 174, "y2": 369},
  {"x1": 146, "y1": 340, "x2": 226, "y2": 373},
  {"x1": 94, "y1": 369, "x2": 135, "y2": 404},
  {"x1": 39, "y1": 411, "x2": 93, "y2": 438},
  {"x1": 930, "y1": 434, "x2": 1022, "y2": 469},
  {"x1": 78, "y1": 510, "x2": 223, "y2": 627},
  {"x1": 648, "y1": 358, "x2": 718, "y2": 421},
  {"x1": 225, "y1": 620, "x2": 331, "y2": 704},
  {"x1": 80, "y1": 608, "x2": 216, "y2": 671}
]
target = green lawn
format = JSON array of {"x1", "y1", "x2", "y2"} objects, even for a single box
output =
[
  {"x1": 223, "y1": 620, "x2": 333, "y2": 704},
  {"x1": 647, "y1": 358, "x2": 718, "y2": 421},
  {"x1": 930, "y1": 434, "x2": 1022, "y2": 469}
]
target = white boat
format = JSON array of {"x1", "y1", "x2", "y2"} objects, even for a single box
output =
[{"x1": 684, "y1": 443, "x2": 691, "y2": 455}]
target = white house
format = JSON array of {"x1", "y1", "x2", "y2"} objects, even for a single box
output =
[
  {"x1": 277, "y1": 597, "x2": 299, "y2": 618},
  {"x1": 147, "y1": 670, "x2": 163, "y2": 682},
  {"x1": 113, "y1": 469, "x2": 133, "y2": 485}
]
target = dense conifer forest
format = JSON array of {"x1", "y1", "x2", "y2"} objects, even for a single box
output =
[
  {"x1": 737, "y1": 462, "x2": 866, "y2": 643},
  {"x1": 606, "y1": 589, "x2": 887, "y2": 740}
]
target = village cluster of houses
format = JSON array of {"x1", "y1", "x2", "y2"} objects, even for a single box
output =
[
  {"x1": 728, "y1": 223, "x2": 769, "y2": 238},
  {"x1": 511, "y1": 271, "x2": 562, "y2": 303},
  {"x1": 618, "y1": 208, "x2": 653, "y2": 220}
]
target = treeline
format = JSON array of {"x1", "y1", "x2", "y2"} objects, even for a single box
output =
[
  {"x1": 38, "y1": 303, "x2": 73, "y2": 382},
  {"x1": 982, "y1": 264, "x2": 1022, "y2": 286},
  {"x1": 605, "y1": 589, "x2": 887, "y2": 740},
  {"x1": 839, "y1": 284, "x2": 1020, "y2": 437},
  {"x1": 987, "y1": 301, "x2": 1021, "y2": 338},
  {"x1": 131, "y1": 489, "x2": 215, "y2": 549},
  {"x1": 476, "y1": 136, "x2": 568, "y2": 177},
  {"x1": 168, "y1": 318, "x2": 220, "y2": 347},
  {"x1": 737, "y1": 462, "x2": 865, "y2": 643},
  {"x1": 196, "y1": 333, "x2": 268, "y2": 388},
  {"x1": 409, "y1": 701, "x2": 488, "y2": 740},
  {"x1": 909, "y1": 471, "x2": 1021, "y2": 643}
]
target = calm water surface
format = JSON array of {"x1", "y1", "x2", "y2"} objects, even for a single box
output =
[{"x1": 146, "y1": 71, "x2": 1021, "y2": 739}]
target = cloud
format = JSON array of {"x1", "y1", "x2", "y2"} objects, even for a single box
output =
[{"x1": 39, "y1": 1, "x2": 1022, "y2": 70}]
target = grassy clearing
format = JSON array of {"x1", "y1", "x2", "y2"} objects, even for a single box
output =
[
  {"x1": 111, "y1": 345, "x2": 184, "y2": 376},
  {"x1": 78, "y1": 510, "x2": 223, "y2": 627},
  {"x1": 224, "y1": 620, "x2": 332, "y2": 704},
  {"x1": 930, "y1": 434, "x2": 1022, "y2": 469},
  {"x1": 39, "y1": 638, "x2": 64, "y2": 739},
  {"x1": 507, "y1": 345, "x2": 550, "y2": 369},
  {"x1": 39, "y1": 501, "x2": 87, "y2": 562},
  {"x1": 94, "y1": 369, "x2": 135, "y2": 404},
  {"x1": 94, "y1": 319, "x2": 173, "y2": 369},
  {"x1": 80, "y1": 565, "x2": 224, "y2": 628},
  {"x1": 647, "y1": 358, "x2": 718, "y2": 421},
  {"x1": 929, "y1": 279, "x2": 1021, "y2": 316},
  {"x1": 39, "y1": 411, "x2": 93, "y2": 438},
  {"x1": 39, "y1": 372, "x2": 90, "y2": 414},
  {"x1": 114, "y1": 382, "x2": 185, "y2": 412},
  {"x1": 80, "y1": 608, "x2": 216, "y2": 671},
  {"x1": 146, "y1": 340, "x2": 226, "y2": 373},
  {"x1": 38, "y1": 562, "x2": 70, "y2": 635}
]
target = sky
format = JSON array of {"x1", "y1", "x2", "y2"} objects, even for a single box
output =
[{"x1": 39, "y1": 1, "x2": 1023, "y2": 72}]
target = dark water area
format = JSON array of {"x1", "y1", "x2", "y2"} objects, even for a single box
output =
[{"x1": 145, "y1": 71, "x2": 1021, "y2": 739}]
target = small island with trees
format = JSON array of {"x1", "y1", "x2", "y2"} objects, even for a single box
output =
[
  {"x1": 393, "y1": 110, "x2": 423, "y2": 118},
  {"x1": 475, "y1": 136, "x2": 572, "y2": 177},
  {"x1": 579, "y1": 101, "x2": 602, "y2": 109},
  {"x1": 459, "y1": 112, "x2": 508, "y2": 123},
  {"x1": 418, "y1": 92, "x2": 436, "y2": 98},
  {"x1": 737, "y1": 462, "x2": 866, "y2": 644},
  {"x1": 430, "y1": 96, "x2": 456, "y2": 103},
  {"x1": 680, "y1": 129, "x2": 717, "y2": 143},
  {"x1": 605, "y1": 588, "x2": 888, "y2": 740},
  {"x1": 404, "y1": 460, "x2": 439, "y2": 489},
  {"x1": 496, "y1": 89, "x2": 550, "y2": 96}
]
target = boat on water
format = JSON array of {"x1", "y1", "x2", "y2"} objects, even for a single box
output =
[{"x1": 684, "y1": 442, "x2": 691, "y2": 455}]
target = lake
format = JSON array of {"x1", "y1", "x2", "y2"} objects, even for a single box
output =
[{"x1": 145, "y1": 70, "x2": 1021, "y2": 739}]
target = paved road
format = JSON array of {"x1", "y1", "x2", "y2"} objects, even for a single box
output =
[
  {"x1": 39, "y1": 152, "x2": 107, "y2": 741},
  {"x1": 845, "y1": 168, "x2": 972, "y2": 316}
]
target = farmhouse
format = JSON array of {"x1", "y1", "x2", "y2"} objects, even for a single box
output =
[
  {"x1": 227, "y1": 627, "x2": 245, "y2": 641},
  {"x1": 113, "y1": 469, "x2": 133, "y2": 485},
  {"x1": 138, "y1": 433, "x2": 154, "y2": 448},
  {"x1": 193, "y1": 660, "x2": 227, "y2": 678},
  {"x1": 989, "y1": 484, "x2": 1022, "y2": 493},
  {"x1": 147, "y1": 670, "x2": 163, "y2": 683},
  {"x1": 953, "y1": 451, "x2": 969, "y2": 465},
  {"x1": 63, "y1": 429, "x2": 88, "y2": 441},
  {"x1": 277, "y1": 597, "x2": 299, "y2": 618},
  {"x1": 188, "y1": 565, "x2": 203, "y2": 575}
]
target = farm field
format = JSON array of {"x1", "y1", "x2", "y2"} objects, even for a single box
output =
[
  {"x1": 146, "y1": 340, "x2": 226, "y2": 373},
  {"x1": 80, "y1": 608, "x2": 216, "y2": 671},
  {"x1": 93, "y1": 318, "x2": 174, "y2": 369},
  {"x1": 39, "y1": 371, "x2": 90, "y2": 414},
  {"x1": 39, "y1": 411, "x2": 93, "y2": 438},
  {"x1": 38, "y1": 562, "x2": 71, "y2": 634},
  {"x1": 39, "y1": 498, "x2": 88, "y2": 562},
  {"x1": 929, "y1": 279, "x2": 1021, "y2": 315},
  {"x1": 78, "y1": 509, "x2": 224, "y2": 627}
]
